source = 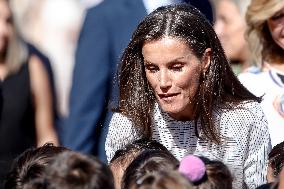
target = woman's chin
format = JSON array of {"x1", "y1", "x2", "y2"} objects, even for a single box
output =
[
  {"x1": 158, "y1": 103, "x2": 194, "y2": 121},
  {"x1": 158, "y1": 103, "x2": 179, "y2": 114}
]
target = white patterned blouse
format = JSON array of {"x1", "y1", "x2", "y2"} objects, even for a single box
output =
[{"x1": 105, "y1": 101, "x2": 271, "y2": 189}]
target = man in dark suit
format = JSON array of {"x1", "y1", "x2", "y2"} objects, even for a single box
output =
[{"x1": 64, "y1": 0, "x2": 213, "y2": 162}]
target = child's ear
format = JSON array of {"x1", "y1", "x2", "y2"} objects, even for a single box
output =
[{"x1": 202, "y1": 48, "x2": 211, "y2": 73}]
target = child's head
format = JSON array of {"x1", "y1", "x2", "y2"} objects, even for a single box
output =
[
  {"x1": 4, "y1": 143, "x2": 68, "y2": 189},
  {"x1": 45, "y1": 151, "x2": 114, "y2": 189},
  {"x1": 130, "y1": 170, "x2": 193, "y2": 189},
  {"x1": 109, "y1": 139, "x2": 169, "y2": 189},
  {"x1": 201, "y1": 159, "x2": 233, "y2": 189},
  {"x1": 21, "y1": 178, "x2": 47, "y2": 189},
  {"x1": 267, "y1": 141, "x2": 284, "y2": 182},
  {"x1": 122, "y1": 149, "x2": 179, "y2": 189},
  {"x1": 179, "y1": 155, "x2": 233, "y2": 189}
]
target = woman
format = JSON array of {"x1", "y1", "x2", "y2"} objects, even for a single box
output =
[
  {"x1": 238, "y1": 0, "x2": 284, "y2": 147},
  {"x1": 106, "y1": 4, "x2": 271, "y2": 189},
  {"x1": 0, "y1": 0, "x2": 58, "y2": 184},
  {"x1": 212, "y1": 0, "x2": 253, "y2": 75}
]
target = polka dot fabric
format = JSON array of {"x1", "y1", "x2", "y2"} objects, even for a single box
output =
[{"x1": 105, "y1": 101, "x2": 271, "y2": 189}]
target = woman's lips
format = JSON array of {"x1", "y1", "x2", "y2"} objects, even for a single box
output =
[{"x1": 158, "y1": 93, "x2": 179, "y2": 101}]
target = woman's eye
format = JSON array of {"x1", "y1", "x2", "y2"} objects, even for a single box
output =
[
  {"x1": 170, "y1": 64, "x2": 183, "y2": 71},
  {"x1": 145, "y1": 65, "x2": 158, "y2": 73},
  {"x1": 271, "y1": 13, "x2": 284, "y2": 21}
]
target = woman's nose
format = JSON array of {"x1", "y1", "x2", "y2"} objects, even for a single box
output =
[{"x1": 159, "y1": 70, "x2": 171, "y2": 90}]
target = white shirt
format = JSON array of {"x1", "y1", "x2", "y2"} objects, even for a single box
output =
[
  {"x1": 239, "y1": 69, "x2": 284, "y2": 147},
  {"x1": 105, "y1": 101, "x2": 271, "y2": 189}
]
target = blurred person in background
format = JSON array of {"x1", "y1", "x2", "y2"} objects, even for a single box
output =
[
  {"x1": 0, "y1": 0, "x2": 58, "y2": 186},
  {"x1": 238, "y1": 0, "x2": 284, "y2": 147},
  {"x1": 64, "y1": 0, "x2": 213, "y2": 162},
  {"x1": 9, "y1": 0, "x2": 84, "y2": 140},
  {"x1": 27, "y1": 0, "x2": 84, "y2": 137},
  {"x1": 212, "y1": 0, "x2": 252, "y2": 75}
]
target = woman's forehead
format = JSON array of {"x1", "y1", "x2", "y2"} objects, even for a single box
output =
[{"x1": 142, "y1": 37, "x2": 193, "y2": 57}]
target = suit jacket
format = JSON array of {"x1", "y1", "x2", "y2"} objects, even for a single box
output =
[{"x1": 64, "y1": 0, "x2": 147, "y2": 160}]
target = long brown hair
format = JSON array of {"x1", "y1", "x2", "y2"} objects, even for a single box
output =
[{"x1": 117, "y1": 4, "x2": 261, "y2": 143}]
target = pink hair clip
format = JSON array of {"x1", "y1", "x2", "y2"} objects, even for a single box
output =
[{"x1": 178, "y1": 155, "x2": 206, "y2": 183}]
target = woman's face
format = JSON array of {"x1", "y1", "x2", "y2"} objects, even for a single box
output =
[
  {"x1": 267, "y1": 7, "x2": 284, "y2": 50},
  {"x1": 214, "y1": 0, "x2": 247, "y2": 61},
  {"x1": 142, "y1": 37, "x2": 210, "y2": 121},
  {"x1": 0, "y1": 0, "x2": 12, "y2": 57}
]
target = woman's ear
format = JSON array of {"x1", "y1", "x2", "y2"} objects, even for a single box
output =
[{"x1": 202, "y1": 48, "x2": 212, "y2": 73}]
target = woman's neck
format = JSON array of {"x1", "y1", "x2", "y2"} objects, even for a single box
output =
[
  {"x1": 167, "y1": 106, "x2": 196, "y2": 121},
  {"x1": 168, "y1": 113, "x2": 194, "y2": 121}
]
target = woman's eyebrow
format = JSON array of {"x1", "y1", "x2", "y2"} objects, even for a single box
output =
[{"x1": 144, "y1": 56, "x2": 186, "y2": 65}]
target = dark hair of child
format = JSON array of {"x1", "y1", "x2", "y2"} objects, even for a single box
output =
[
  {"x1": 109, "y1": 139, "x2": 170, "y2": 189},
  {"x1": 110, "y1": 138, "x2": 169, "y2": 165},
  {"x1": 44, "y1": 151, "x2": 115, "y2": 189},
  {"x1": 131, "y1": 170, "x2": 194, "y2": 189},
  {"x1": 122, "y1": 149, "x2": 179, "y2": 189},
  {"x1": 4, "y1": 143, "x2": 68, "y2": 189},
  {"x1": 179, "y1": 155, "x2": 233, "y2": 189}
]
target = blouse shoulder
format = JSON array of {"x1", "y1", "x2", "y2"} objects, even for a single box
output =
[
  {"x1": 218, "y1": 101, "x2": 269, "y2": 141},
  {"x1": 105, "y1": 112, "x2": 142, "y2": 162},
  {"x1": 237, "y1": 101, "x2": 267, "y2": 124},
  {"x1": 225, "y1": 101, "x2": 266, "y2": 123}
]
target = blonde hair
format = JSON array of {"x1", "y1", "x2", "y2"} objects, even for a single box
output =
[
  {"x1": 2, "y1": 0, "x2": 28, "y2": 75},
  {"x1": 246, "y1": 0, "x2": 284, "y2": 67}
]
